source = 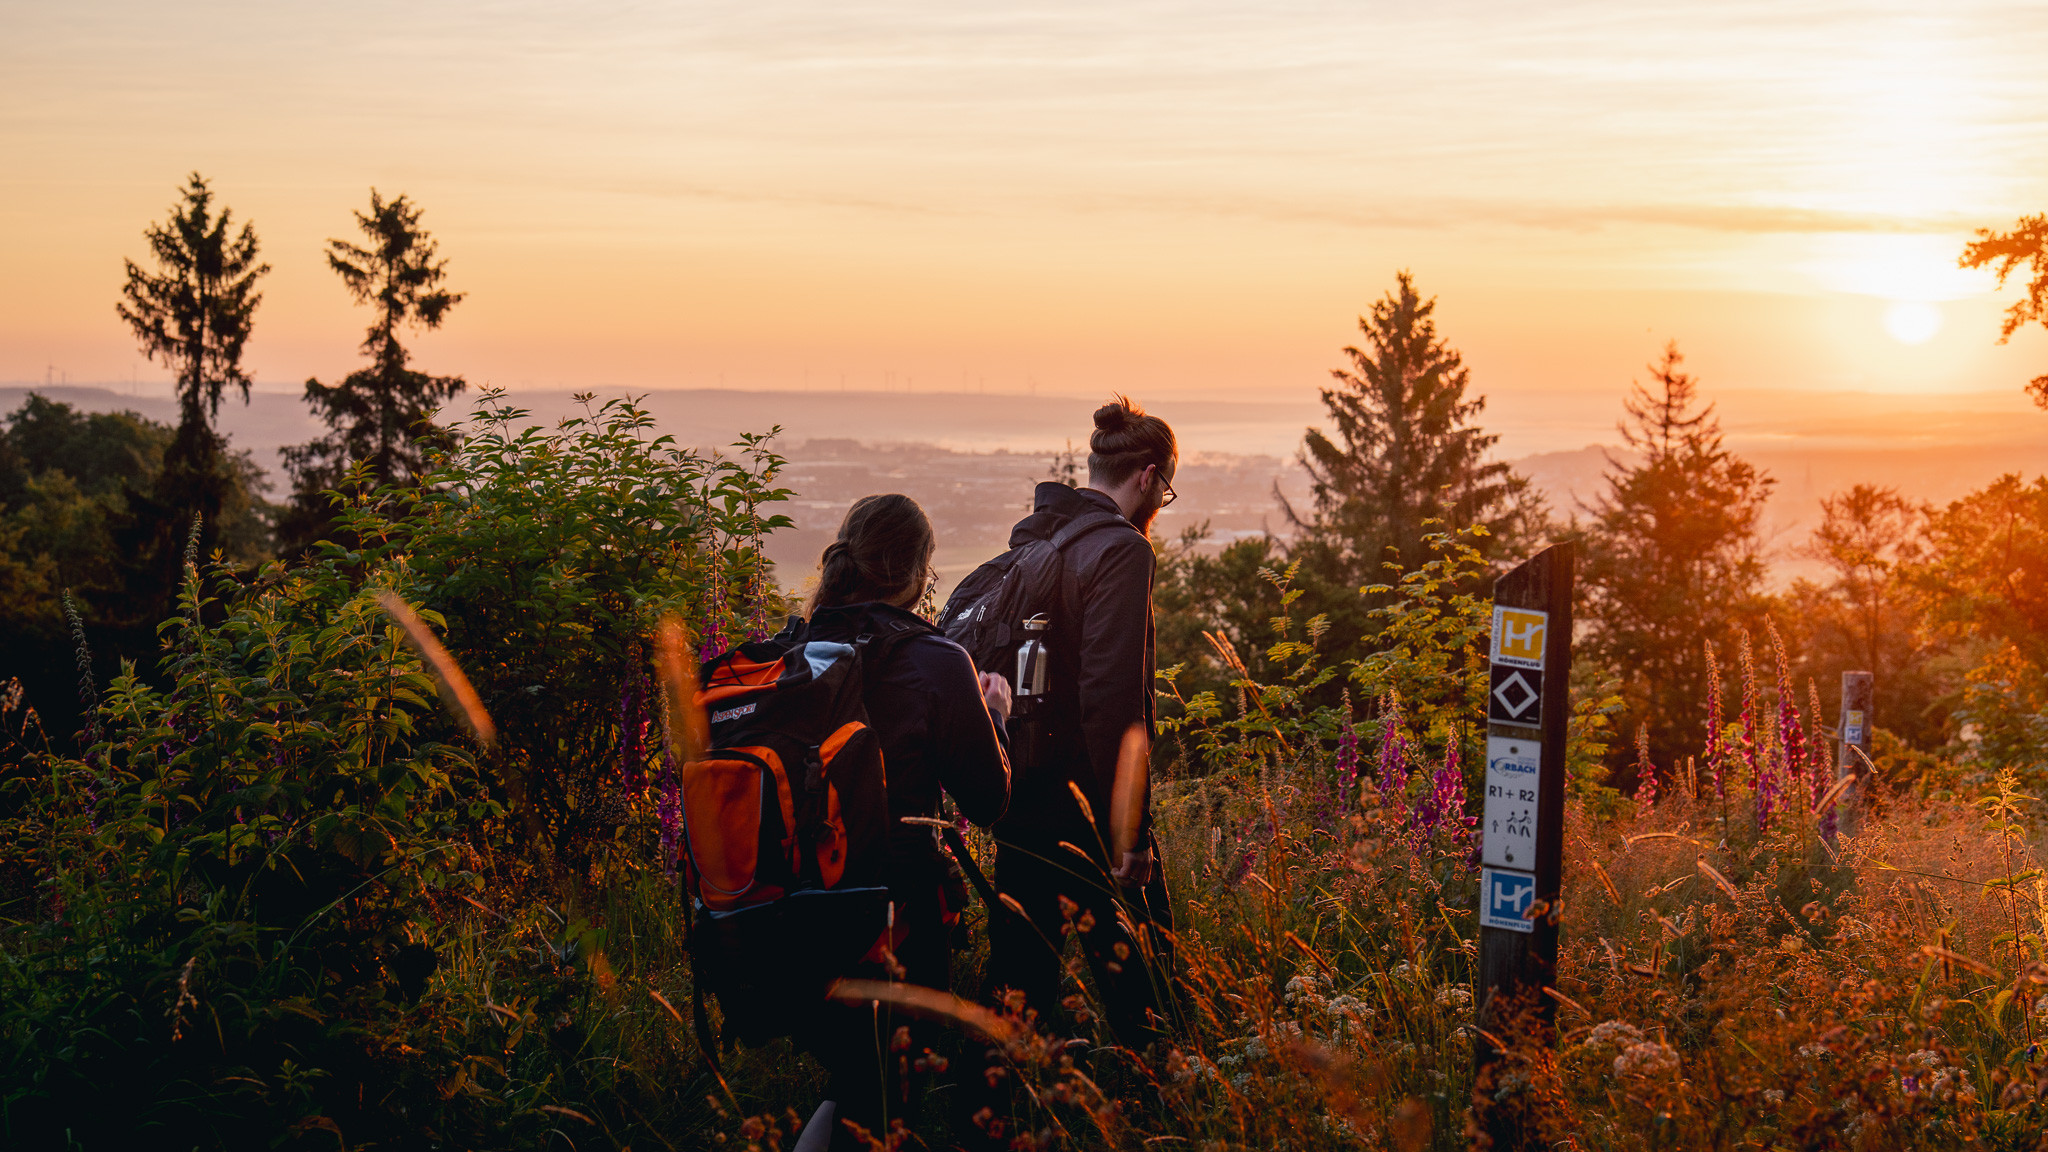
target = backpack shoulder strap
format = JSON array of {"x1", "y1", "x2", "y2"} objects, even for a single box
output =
[
  {"x1": 1050, "y1": 508, "x2": 1130, "y2": 552},
  {"x1": 849, "y1": 608, "x2": 936, "y2": 668}
]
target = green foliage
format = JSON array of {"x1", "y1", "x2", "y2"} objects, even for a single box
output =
[
  {"x1": 0, "y1": 390, "x2": 792, "y2": 1147},
  {"x1": 1917, "y1": 473, "x2": 2048, "y2": 670},
  {"x1": 1564, "y1": 668, "x2": 1624, "y2": 814},
  {"x1": 1350, "y1": 523, "x2": 1492, "y2": 757},
  {"x1": 1158, "y1": 523, "x2": 1497, "y2": 797},
  {"x1": 0, "y1": 553, "x2": 492, "y2": 1143},
  {"x1": 1151, "y1": 524, "x2": 1286, "y2": 712},
  {"x1": 1954, "y1": 643, "x2": 2048, "y2": 790},
  {"x1": 1581, "y1": 343, "x2": 1773, "y2": 770},
  {"x1": 1909, "y1": 473, "x2": 2048, "y2": 787},
  {"x1": 1158, "y1": 559, "x2": 1344, "y2": 775},
  {"x1": 0, "y1": 395, "x2": 270, "y2": 750},
  {"x1": 312, "y1": 388, "x2": 792, "y2": 862}
]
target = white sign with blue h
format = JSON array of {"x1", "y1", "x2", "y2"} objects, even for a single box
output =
[{"x1": 1480, "y1": 867, "x2": 1537, "y2": 934}]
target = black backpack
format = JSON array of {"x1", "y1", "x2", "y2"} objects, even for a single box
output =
[
  {"x1": 938, "y1": 506, "x2": 1128, "y2": 689},
  {"x1": 682, "y1": 608, "x2": 927, "y2": 1049}
]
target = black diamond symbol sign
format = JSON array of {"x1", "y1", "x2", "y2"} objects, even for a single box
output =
[{"x1": 1489, "y1": 666, "x2": 1541, "y2": 724}]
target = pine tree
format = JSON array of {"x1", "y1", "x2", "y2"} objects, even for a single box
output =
[
  {"x1": 281, "y1": 190, "x2": 465, "y2": 546},
  {"x1": 1283, "y1": 272, "x2": 1537, "y2": 650},
  {"x1": 114, "y1": 174, "x2": 271, "y2": 632},
  {"x1": 1582, "y1": 343, "x2": 1773, "y2": 769},
  {"x1": 116, "y1": 172, "x2": 270, "y2": 538}
]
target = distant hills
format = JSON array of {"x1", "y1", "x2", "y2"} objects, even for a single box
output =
[{"x1": 6, "y1": 383, "x2": 2043, "y2": 587}]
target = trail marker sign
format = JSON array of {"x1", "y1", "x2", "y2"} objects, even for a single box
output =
[
  {"x1": 1487, "y1": 666, "x2": 1542, "y2": 725},
  {"x1": 1475, "y1": 542, "x2": 1573, "y2": 1079},
  {"x1": 1490, "y1": 605, "x2": 1548, "y2": 669},
  {"x1": 1481, "y1": 736, "x2": 1541, "y2": 869},
  {"x1": 1480, "y1": 867, "x2": 1537, "y2": 933}
]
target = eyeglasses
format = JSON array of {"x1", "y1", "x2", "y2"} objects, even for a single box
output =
[{"x1": 1157, "y1": 471, "x2": 1177, "y2": 508}]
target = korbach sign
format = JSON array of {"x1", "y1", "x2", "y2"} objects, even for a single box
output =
[{"x1": 1481, "y1": 735, "x2": 1540, "y2": 870}]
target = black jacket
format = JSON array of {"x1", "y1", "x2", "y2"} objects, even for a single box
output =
[
  {"x1": 806, "y1": 603, "x2": 1011, "y2": 887},
  {"x1": 996, "y1": 482, "x2": 1155, "y2": 845}
]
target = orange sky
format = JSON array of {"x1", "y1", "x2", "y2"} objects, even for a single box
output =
[{"x1": 5, "y1": 1, "x2": 2048, "y2": 419}]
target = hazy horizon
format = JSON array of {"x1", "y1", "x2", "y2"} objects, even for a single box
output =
[{"x1": 10, "y1": 381, "x2": 2042, "y2": 592}]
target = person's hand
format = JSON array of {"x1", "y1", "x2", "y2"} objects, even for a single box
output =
[
  {"x1": 978, "y1": 671, "x2": 1012, "y2": 722},
  {"x1": 1110, "y1": 848, "x2": 1153, "y2": 888}
]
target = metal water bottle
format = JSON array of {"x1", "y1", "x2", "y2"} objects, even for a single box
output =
[{"x1": 1011, "y1": 614, "x2": 1051, "y2": 767}]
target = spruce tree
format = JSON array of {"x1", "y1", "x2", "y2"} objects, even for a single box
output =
[
  {"x1": 116, "y1": 173, "x2": 269, "y2": 540},
  {"x1": 1582, "y1": 343, "x2": 1773, "y2": 769},
  {"x1": 115, "y1": 173, "x2": 271, "y2": 625},
  {"x1": 281, "y1": 190, "x2": 465, "y2": 547},
  {"x1": 1283, "y1": 272, "x2": 1536, "y2": 650}
]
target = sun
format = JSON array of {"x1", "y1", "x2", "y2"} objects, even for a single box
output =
[{"x1": 1883, "y1": 300, "x2": 1942, "y2": 345}]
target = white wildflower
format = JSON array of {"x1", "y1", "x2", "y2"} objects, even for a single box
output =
[
  {"x1": 1613, "y1": 1040, "x2": 1680, "y2": 1077},
  {"x1": 1587, "y1": 1020, "x2": 1645, "y2": 1050}
]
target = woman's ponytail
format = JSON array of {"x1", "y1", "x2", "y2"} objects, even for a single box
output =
[{"x1": 806, "y1": 494, "x2": 936, "y2": 616}]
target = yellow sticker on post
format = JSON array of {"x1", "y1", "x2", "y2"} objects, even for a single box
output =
[{"x1": 1491, "y1": 605, "x2": 1548, "y2": 670}]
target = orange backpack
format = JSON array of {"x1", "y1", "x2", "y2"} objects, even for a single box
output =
[{"x1": 682, "y1": 611, "x2": 915, "y2": 1045}]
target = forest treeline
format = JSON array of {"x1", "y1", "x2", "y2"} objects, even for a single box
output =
[
  {"x1": 5, "y1": 175, "x2": 2048, "y2": 794},
  {"x1": 1153, "y1": 263, "x2": 2048, "y2": 798}
]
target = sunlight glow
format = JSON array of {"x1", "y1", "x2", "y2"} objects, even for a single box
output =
[
  {"x1": 1801, "y1": 233, "x2": 1994, "y2": 302},
  {"x1": 1883, "y1": 300, "x2": 1943, "y2": 345}
]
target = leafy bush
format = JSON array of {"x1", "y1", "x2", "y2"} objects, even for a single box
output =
[{"x1": 0, "y1": 391, "x2": 789, "y2": 1147}]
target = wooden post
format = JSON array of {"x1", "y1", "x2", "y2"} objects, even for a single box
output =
[
  {"x1": 1476, "y1": 542, "x2": 1573, "y2": 1069},
  {"x1": 1837, "y1": 671, "x2": 1873, "y2": 837}
]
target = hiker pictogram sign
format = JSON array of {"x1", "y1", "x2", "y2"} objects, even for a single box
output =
[{"x1": 1481, "y1": 736, "x2": 1540, "y2": 869}]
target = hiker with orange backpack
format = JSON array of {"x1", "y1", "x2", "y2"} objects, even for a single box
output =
[
  {"x1": 939, "y1": 397, "x2": 1180, "y2": 1056},
  {"x1": 682, "y1": 493, "x2": 1011, "y2": 1152}
]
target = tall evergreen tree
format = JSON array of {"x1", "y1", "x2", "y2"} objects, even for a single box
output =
[
  {"x1": 116, "y1": 173, "x2": 270, "y2": 539},
  {"x1": 281, "y1": 190, "x2": 465, "y2": 547},
  {"x1": 1582, "y1": 343, "x2": 1773, "y2": 769},
  {"x1": 1282, "y1": 272, "x2": 1536, "y2": 650},
  {"x1": 115, "y1": 173, "x2": 271, "y2": 630}
]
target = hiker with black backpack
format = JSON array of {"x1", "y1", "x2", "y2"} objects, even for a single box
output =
[
  {"x1": 939, "y1": 397, "x2": 1180, "y2": 1058},
  {"x1": 682, "y1": 493, "x2": 1011, "y2": 1152}
]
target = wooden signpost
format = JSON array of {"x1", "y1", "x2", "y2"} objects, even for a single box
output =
[
  {"x1": 1836, "y1": 671, "x2": 1873, "y2": 837},
  {"x1": 1476, "y1": 541, "x2": 1573, "y2": 1065}
]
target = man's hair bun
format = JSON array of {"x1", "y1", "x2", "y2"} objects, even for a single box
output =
[
  {"x1": 1086, "y1": 394, "x2": 1176, "y2": 487},
  {"x1": 1093, "y1": 401, "x2": 1133, "y2": 434}
]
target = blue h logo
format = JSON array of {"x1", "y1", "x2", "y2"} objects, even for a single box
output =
[{"x1": 1483, "y1": 869, "x2": 1536, "y2": 933}]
